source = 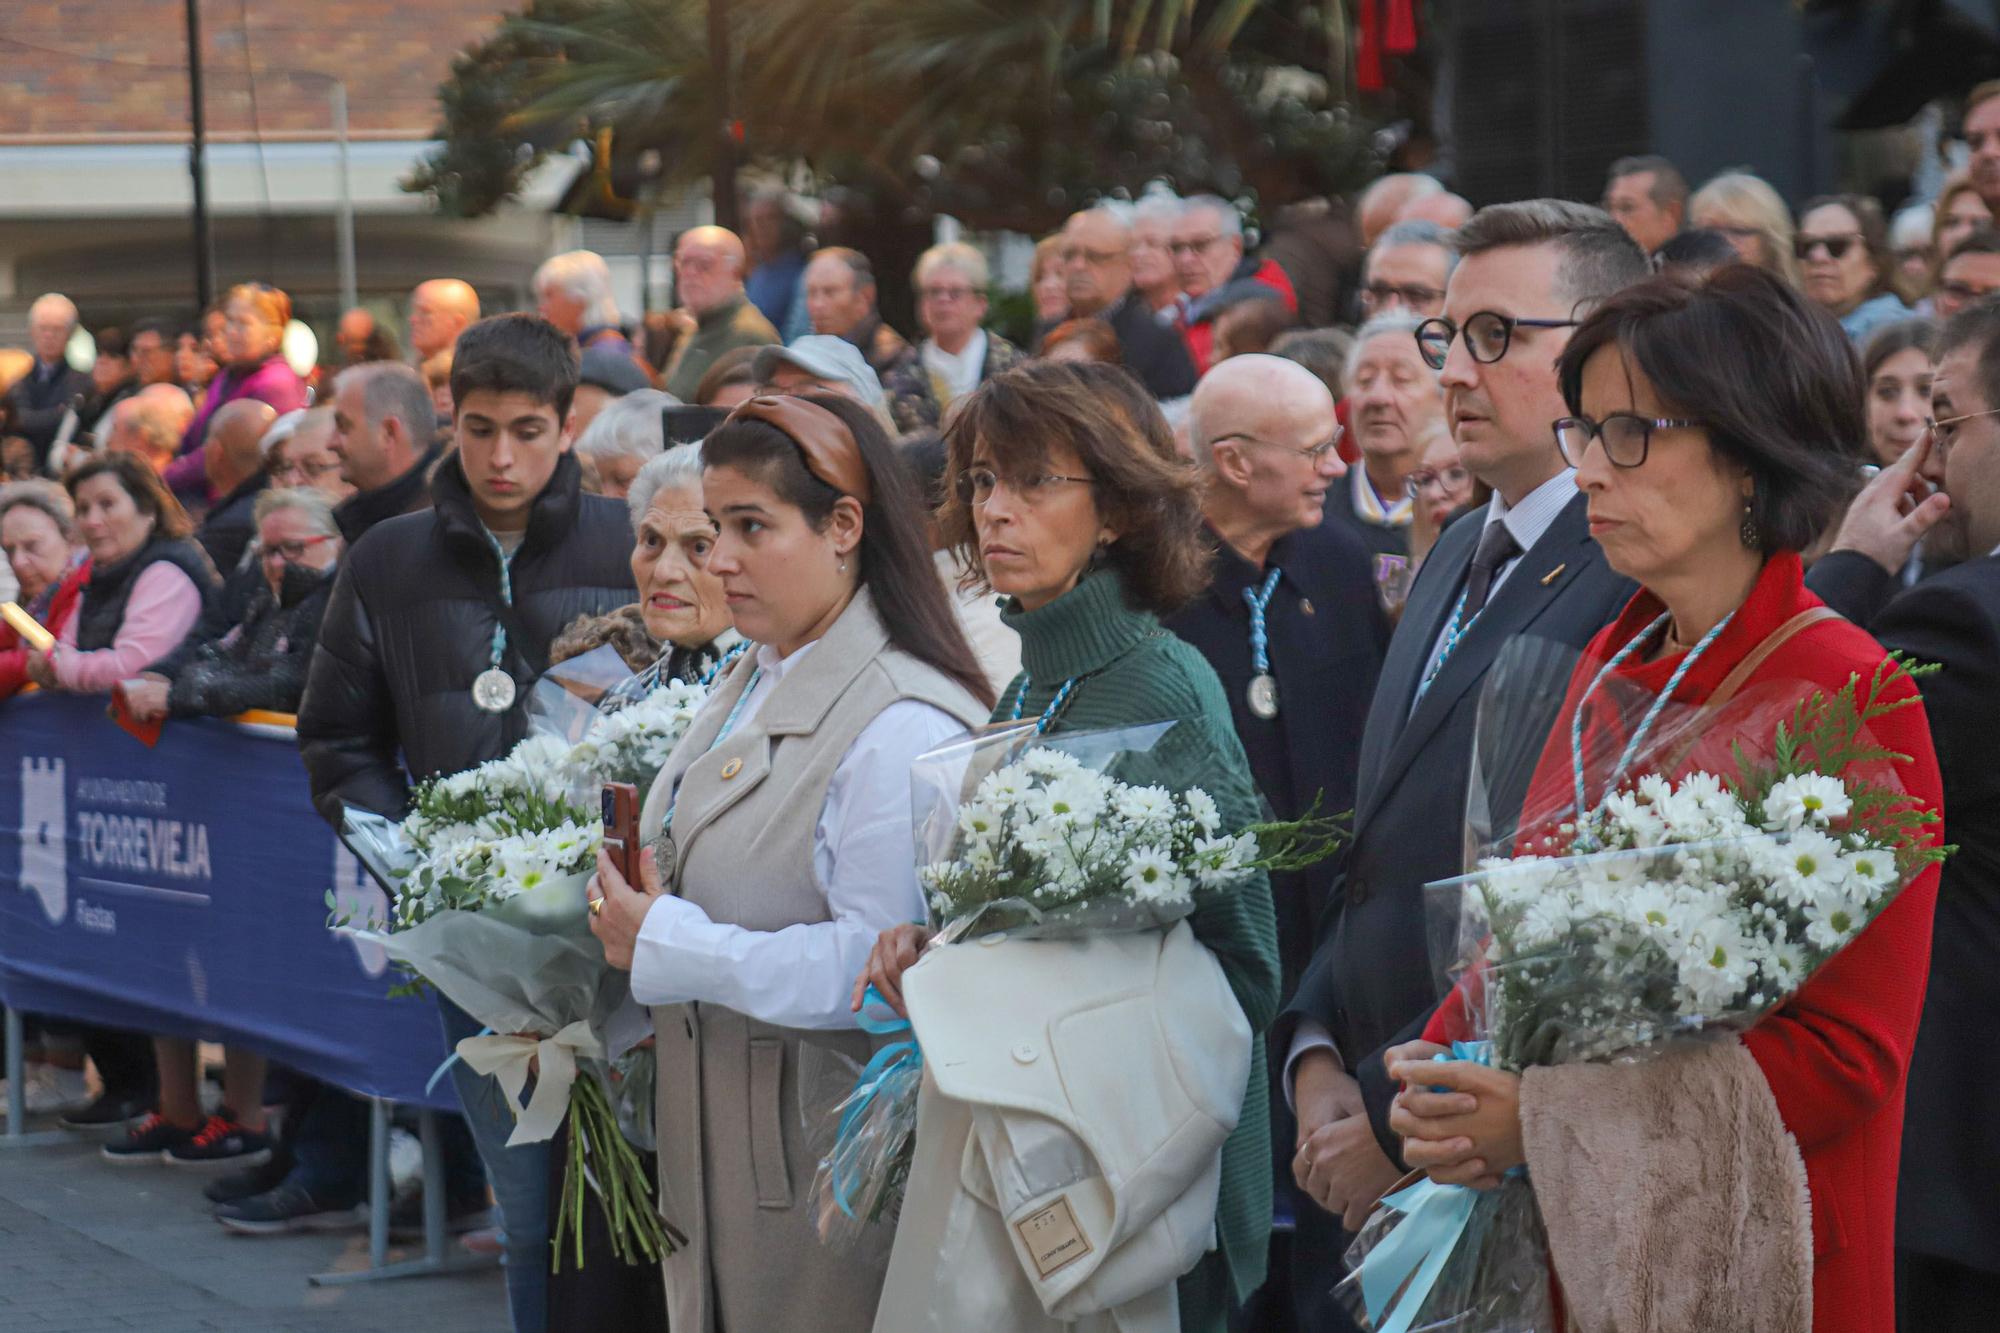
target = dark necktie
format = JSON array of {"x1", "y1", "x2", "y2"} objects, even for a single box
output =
[{"x1": 1461, "y1": 521, "x2": 1523, "y2": 620}]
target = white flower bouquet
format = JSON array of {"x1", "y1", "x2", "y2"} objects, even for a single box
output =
[
  {"x1": 1338, "y1": 653, "x2": 1946, "y2": 1333},
  {"x1": 812, "y1": 721, "x2": 1342, "y2": 1246},
  {"x1": 333, "y1": 667, "x2": 717, "y2": 1271}
]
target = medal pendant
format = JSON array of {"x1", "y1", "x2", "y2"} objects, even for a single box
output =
[
  {"x1": 471, "y1": 668, "x2": 517, "y2": 713},
  {"x1": 655, "y1": 834, "x2": 677, "y2": 883},
  {"x1": 1247, "y1": 673, "x2": 1280, "y2": 720}
]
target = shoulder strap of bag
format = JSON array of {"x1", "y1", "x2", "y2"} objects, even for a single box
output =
[{"x1": 1702, "y1": 606, "x2": 1843, "y2": 716}]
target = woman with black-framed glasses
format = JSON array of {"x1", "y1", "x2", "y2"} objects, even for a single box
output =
[{"x1": 1389, "y1": 265, "x2": 1939, "y2": 1333}]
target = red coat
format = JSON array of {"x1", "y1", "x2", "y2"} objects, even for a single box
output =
[
  {"x1": 0, "y1": 556, "x2": 89, "y2": 699},
  {"x1": 1423, "y1": 552, "x2": 1942, "y2": 1333}
]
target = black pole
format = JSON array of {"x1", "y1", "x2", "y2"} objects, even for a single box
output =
[
  {"x1": 708, "y1": 0, "x2": 738, "y2": 233},
  {"x1": 186, "y1": 0, "x2": 215, "y2": 309}
]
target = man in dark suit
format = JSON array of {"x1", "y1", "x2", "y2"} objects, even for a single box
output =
[
  {"x1": 1806, "y1": 300, "x2": 2000, "y2": 1331},
  {"x1": 1167, "y1": 353, "x2": 1390, "y2": 1330},
  {"x1": 1278, "y1": 201, "x2": 1648, "y2": 1255},
  {"x1": 1061, "y1": 207, "x2": 1199, "y2": 399}
]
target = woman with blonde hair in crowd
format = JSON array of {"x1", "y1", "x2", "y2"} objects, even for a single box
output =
[
  {"x1": 1931, "y1": 176, "x2": 1994, "y2": 270},
  {"x1": 1029, "y1": 234, "x2": 1071, "y2": 346},
  {"x1": 1689, "y1": 170, "x2": 1801, "y2": 287}
]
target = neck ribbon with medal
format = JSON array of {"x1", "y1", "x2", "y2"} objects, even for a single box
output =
[
  {"x1": 1008, "y1": 672, "x2": 1078, "y2": 736},
  {"x1": 1566, "y1": 609, "x2": 1734, "y2": 849},
  {"x1": 1243, "y1": 566, "x2": 1282, "y2": 720},
  {"x1": 471, "y1": 531, "x2": 521, "y2": 713}
]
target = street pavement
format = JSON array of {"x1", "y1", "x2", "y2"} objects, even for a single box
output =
[{"x1": 0, "y1": 1128, "x2": 505, "y2": 1332}]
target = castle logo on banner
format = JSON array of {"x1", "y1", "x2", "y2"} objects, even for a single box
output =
[{"x1": 19, "y1": 756, "x2": 67, "y2": 926}]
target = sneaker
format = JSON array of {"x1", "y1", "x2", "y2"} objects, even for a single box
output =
[
  {"x1": 214, "y1": 1180, "x2": 366, "y2": 1235},
  {"x1": 59, "y1": 1091, "x2": 151, "y2": 1131},
  {"x1": 388, "y1": 1189, "x2": 496, "y2": 1241},
  {"x1": 101, "y1": 1113, "x2": 196, "y2": 1164},
  {"x1": 165, "y1": 1113, "x2": 272, "y2": 1168},
  {"x1": 17, "y1": 1064, "x2": 90, "y2": 1115},
  {"x1": 204, "y1": 1151, "x2": 292, "y2": 1204}
]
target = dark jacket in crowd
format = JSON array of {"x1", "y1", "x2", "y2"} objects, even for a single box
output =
[
  {"x1": 1164, "y1": 519, "x2": 1389, "y2": 1332},
  {"x1": 1276, "y1": 493, "x2": 1634, "y2": 1161},
  {"x1": 152, "y1": 564, "x2": 336, "y2": 717},
  {"x1": 1165, "y1": 521, "x2": 1391, "y2": 994},
  {"x1": 841, "y1": 310, "x2": 939, "y2": 433},
  {"x1": 195, "y1": 472, "x2": 270, "y2": 575},
  {"x1": 1807, "y1": 549, "x2": 2000, "y2": 1282},
  {"x1": 332, "y1": 443, "x2": 444, "y2": 546},
  {"x1": 5, "y1": 357, "x2": 92, "y2": 468},
  {"x1": 297, "y1": 450, "x2": 635, "y2": 823},
  {"x1": 1102, "y1": 289, "x2": 1198, "y2": 399}
]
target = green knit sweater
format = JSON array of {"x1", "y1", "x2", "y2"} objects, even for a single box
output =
[{"x1": 998, "y1": 568, "x2": 1280, "y2": 1309}]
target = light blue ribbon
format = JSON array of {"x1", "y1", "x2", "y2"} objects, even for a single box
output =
[
  {"x1": 829, "y1": 985, "x2": 923, "y2": 1219},
  {"x1": 1356, "y1": 1040, "x2": 1503, "y2": 1333},
  {"x1": 425, "y1": 1024, "x2": 493, "y2": 1096}
]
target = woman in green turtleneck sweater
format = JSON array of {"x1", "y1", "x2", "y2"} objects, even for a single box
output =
[{"x1": 858, "y1": 360, "x2": 1281, "y2": 1329}]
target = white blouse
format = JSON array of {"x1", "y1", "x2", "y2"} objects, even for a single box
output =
[{"x1": 628, "y1": 639, "x2": 968, "y2": 1030}]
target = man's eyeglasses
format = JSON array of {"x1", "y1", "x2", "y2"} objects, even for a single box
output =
[
  {"x1": 955, "y1": 467, "x2": 1095, "y2": 507},
  {"x1": 1415, "y1": 312, "x2": 1581, "y2": 371},
  {"x1": 1795, "y1": 233, "x2": 1862, "y2": 262},
  {"x1": 1925, "y1": 405, "x2": 2000, "y2": 454},
  {"x1": 920, "y1": 285, "x2": 979, "y2": 304},
  {"x1": 1552, "y1": 413, "x2": 1701, "y2": 469},
  {"x1": 1405, "y1": 465, "x2": 1470, "y2": 499},
  {"x1": 1168, "y1": 235, "x2": 1225, "y2": 257},
  {"x1": 258, "y1": 534, "x2": 338, "y2": 563},
  {"x1": 1209, "y1": 429, "x2": 1344, "y2": 464},
  {"x1": 1360, "y1": 282, "x2": 1445, "y2": 313}
]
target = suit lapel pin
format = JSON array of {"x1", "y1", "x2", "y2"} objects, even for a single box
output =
[
  {"x1": 1299, "y1": 598, "x2": 1315, "y2": 617},
  {"x1": 1540, "y1": 563, "x2": 1567, "y2": 587}
]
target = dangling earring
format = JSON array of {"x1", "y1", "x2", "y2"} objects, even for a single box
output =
[
  {"x1": 838, "y1": 555, "x2": 849, "y2": 575},
  {"x1": 1739, "y1": 498, "x2": 1760, "y2": 549}
]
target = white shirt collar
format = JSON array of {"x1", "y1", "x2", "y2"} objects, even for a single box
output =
[
  {"x1": 1484, "y1": 467, "x2": 1577, "y2": 556},
  {"x1": 921, "y1": 330, "x2": 987, "y2": 396},
  {"x1": 753, "y1": 638, "x2": 817, "y2": 680}
]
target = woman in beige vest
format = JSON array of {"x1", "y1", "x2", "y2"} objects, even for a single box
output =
[{"x1": 588, "y1": 390, "x2": 995, "y2": 1333}]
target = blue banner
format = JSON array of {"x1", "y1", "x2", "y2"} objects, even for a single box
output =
[{"x1": 0, "y1": 693, "x2": 455, "y2": 1110}]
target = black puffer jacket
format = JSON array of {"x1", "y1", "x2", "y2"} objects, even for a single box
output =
[
  {"x1": 297, "y1": 451, "x2": 635, "y2": 823},
  {"x1": 156, "y1": 564, "x2": 336, "y2": 718}
]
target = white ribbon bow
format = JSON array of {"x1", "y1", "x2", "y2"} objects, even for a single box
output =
[{"x1": 454, "y1": 1020, "x2": 603, "y2": 1147}]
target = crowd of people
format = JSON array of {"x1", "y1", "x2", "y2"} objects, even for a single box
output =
[{"x1": 0, "y1": 90, "x2": 1996, "y2": 1333}]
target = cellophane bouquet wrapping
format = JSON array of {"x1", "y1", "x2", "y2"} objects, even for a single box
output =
[
  {"x1": 332, "y1": 645, "x2": 713, "y2": 1270},
  {"x1": 811, "y1": 720, "x2": 1343, "y2": 1247},
  {"x1": 1337, "y1": 640, "x2": 1945, "y2": 1333}
]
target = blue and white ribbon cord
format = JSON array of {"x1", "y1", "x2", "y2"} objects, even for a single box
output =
[
  {"x1": 1009, "y1": 673, "x2": 1078, "y2": 735},
  {"x1": 1418, "y1": 590, "x2": 1472, "y2": 697},
  {"x1": 1244, "y1": 567, "x2": 1282, "y2": 675},
  {"x1": 829, "y1": 986, "x2": 923, "y2": 1219},
  {"x1": 482, "y1": 530, "x2": 520, "y2": 677},
  {"x1": 1355, "y1": 1041, "x2": 1506, "y2": 1333},
  {"x1": 1568, "y1": 609, "x2": 1734, "y2": 838}
]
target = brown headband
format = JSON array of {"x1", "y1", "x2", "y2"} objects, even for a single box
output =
[{"x1": 727, "y1": 394, "x2": 873, "y2": 505}]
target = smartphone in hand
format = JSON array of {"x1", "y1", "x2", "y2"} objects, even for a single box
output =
[{"x1": 601, "y1": 782, "x2": 642, "y2": 887}]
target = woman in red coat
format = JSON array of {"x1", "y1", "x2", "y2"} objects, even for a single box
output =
[
  {"x1": 1386, "y1": 268, "x2": 1942, "y2": 1333},
  {"x1": 0, "y1": 482, "x2": 89, "y2": 698}
]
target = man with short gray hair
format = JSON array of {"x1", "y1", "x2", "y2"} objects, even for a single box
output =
[
  {"x1": 1603, "y1": 154, "x2": 1688, "y2": 255},
  {"x1": 804, "y1": 247, "x2": 936, "y2": 431},
  {"x1": 327, "y1": 361, "x2": 444, "y2": 544},
  {"x1": 1359, "y1": 219, "x2": 1458, "y2": 319},
  {"x1": 106, "y1": 384, "x2": 197, "y2": 476},
  {"x1": 534, "y1": 250, "x2": 631, "y2": 353},
  {"x1": 1062, "y1": 207, "x2": 1198, "y2": 398},
  {"x1": 1173, "y1": 196, "x2": 1299, "y2": 374},
  {"x1": 5, "y1": 293, "x2": 91, "y2": 470}
]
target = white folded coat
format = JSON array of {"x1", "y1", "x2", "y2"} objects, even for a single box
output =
[{"x1": 873, "y1": 921, "x2": 1252, "y2": 1332}]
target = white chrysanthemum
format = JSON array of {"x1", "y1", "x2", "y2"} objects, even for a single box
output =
[
  {"x1": 1515, "y1": 894, "x2": 1576, "y2": 947},
  {"x1": 1183, "y1": 787, "x2": 1221, "y2": 834},
  {"x1": 975, "y1": 766, "x2": 1030, "y2": 808},
  {"x1": 1029, "y1": 774, "x2": 1108, "y2": 828},
  {"x1": 1839, "y1": 843, "x2": 1898, "y2": 899},
  {"x1": 1020, "y1": 747, "x2": 1085, "y2": 780},
  {"x1": 957, "y1": 802, "x2": 1002, "y2": 844},
  {"x1": 1763, "y1": 773, "x2": 1854, "y2": 832},
  {"x1": 1114, "y1": 784, "x2": 1176, "y2": 827},
  {"x1": 1122, "y1": 847, "x2": 1187, "y2": 903},
  {"x1": 1601, "y1": 789, "x2": 1671, "y2": 848},
  {"x1": 1777, "y1": 828, "x2": 1847, "y2": 892},
  {"x1": 1802, "y1": 889, "x2": 1864, "y2": 951}
]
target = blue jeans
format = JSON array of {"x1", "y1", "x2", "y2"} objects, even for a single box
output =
[{"x1": 440, "y1": 995, "x2": 550, "y2": 1333}]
